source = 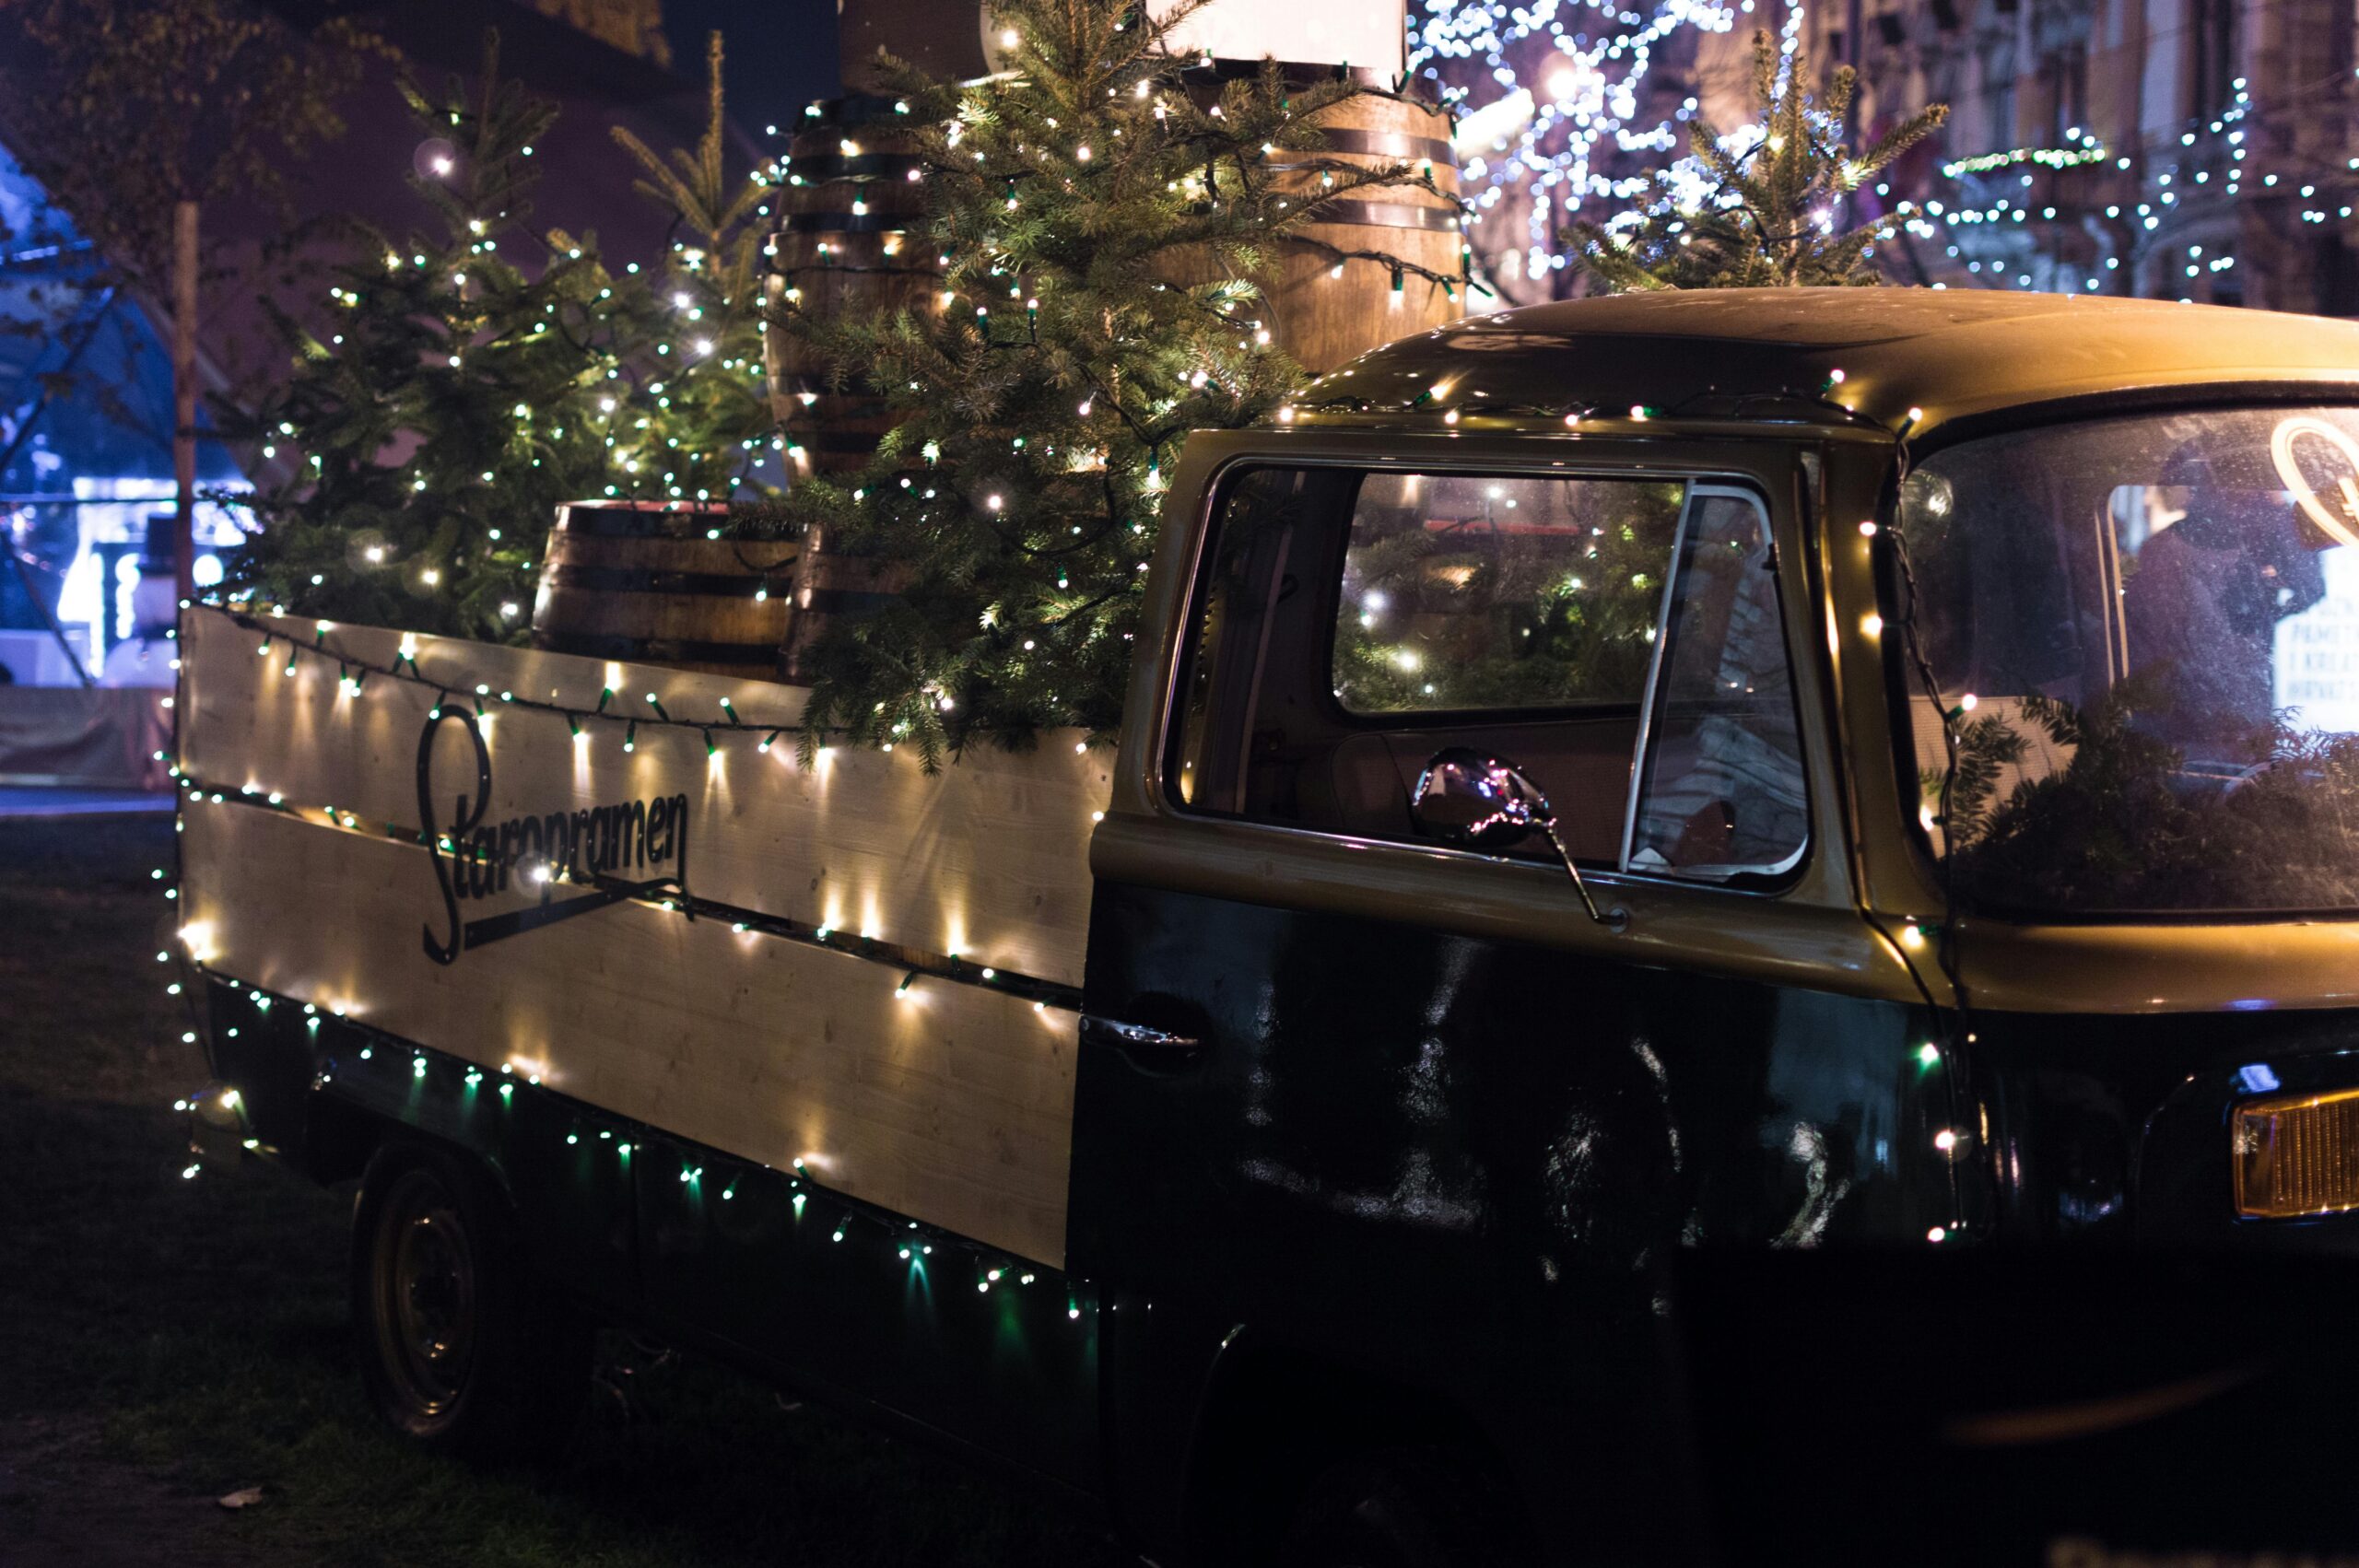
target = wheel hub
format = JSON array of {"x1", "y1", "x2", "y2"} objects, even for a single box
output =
[{"x1": 373, "y1": 1172, "x2": 477, "y2": 1419}]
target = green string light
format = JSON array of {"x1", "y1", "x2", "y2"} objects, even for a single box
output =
[{"x1": 217, "y1": 984, "x2": 1094, "y2": 1334}]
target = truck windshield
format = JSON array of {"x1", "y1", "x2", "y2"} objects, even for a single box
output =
[{"x1": 1906, "y1": 404, "x2": 2359, "y2": 915}]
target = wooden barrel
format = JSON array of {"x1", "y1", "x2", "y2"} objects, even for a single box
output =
[
  {"x1": 1159, "y1": 85, "x2": 1467, "y2": 374},
  {"x1": 779, "y1": 522, "x2": 911, "y2": 682},
  {"x1": 530, "y1": 501, "x2": 798, "y2": 681},
  {"x1": 763, "y1": 95, "x2": 941, "y2": 478},
  {"x1": 1266, "y1": 92, "x2": 1467, "y2": 370}
]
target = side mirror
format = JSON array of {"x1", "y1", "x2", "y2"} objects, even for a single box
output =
[
  {"x1": 1413, "y1": 746, "x2": 1628, "y2": 933},
  {"x1": 1412, "y1": 747, "x2": 1555, "y2": 850}
]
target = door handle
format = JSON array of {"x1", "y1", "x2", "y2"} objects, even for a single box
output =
[{"x1": 1080, "y1": 1014, "x2": 1203, "y2": 1064}]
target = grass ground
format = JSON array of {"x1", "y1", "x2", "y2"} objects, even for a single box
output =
[{"x1": 0, "y1": 815, "x2": 1131, "y2": 1568}]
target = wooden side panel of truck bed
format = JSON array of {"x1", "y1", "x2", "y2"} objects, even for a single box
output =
[{"x1": 176, "y1": 606, "x2": 1108, "y2": 1267}]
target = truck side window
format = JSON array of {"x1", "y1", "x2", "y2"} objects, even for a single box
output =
[
  {"x1": 1169, "y1": 466, "x2": 1688, "y2": 865},
  {"x1": 1625, "y1": 489, "x2": 1808, "y2": 878}
]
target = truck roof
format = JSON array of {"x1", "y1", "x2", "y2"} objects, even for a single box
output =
[{"x1": 1285, "y1": 287, "x2": 2359, "y2": 439}]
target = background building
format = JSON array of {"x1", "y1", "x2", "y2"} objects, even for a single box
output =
[
  {"x1": 1796, "y1": 0, "x2": 2351, "y2": 306},
  {"x1": 1421, "y1": 0, "x2": 2359, "y2": 310}
]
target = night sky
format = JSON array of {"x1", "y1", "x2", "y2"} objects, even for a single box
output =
[{"x1": 664, "y1": 0, "x2": 840, "y2": 137}]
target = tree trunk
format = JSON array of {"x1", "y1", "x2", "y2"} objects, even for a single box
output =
[{"x1": 172, "y1": 198, "x2": 198, "y2": 607}]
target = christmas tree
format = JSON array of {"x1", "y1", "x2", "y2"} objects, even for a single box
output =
[
  {"x1": 772, "y1": 0, "x2": 1449, "y2": 762},
  {"x1": 1566, "y1": 31, "x2": 1947, "y2": 292},
  {"x1": 608, "y1": 31, "x2": 779, "y2": 507},
  {"x1": 226, "y1": 32, "x2": 776, "y2": 639}
]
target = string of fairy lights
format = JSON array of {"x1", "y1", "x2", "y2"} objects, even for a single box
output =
[
  {"x1": 1895, "y1": 86, "x2": 2265, "y2": 294},
  {"x1": 1885, "y1": 63, "x2": 2359, "y2": 298},
  {"x1": 175, "y1": 978, "x2": 1087, "y2": 1308},
  {"x1": 164, "y1": 603, "x2": 1096, "y2": 1003}
]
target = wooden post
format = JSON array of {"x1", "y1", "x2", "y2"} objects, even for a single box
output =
[{"x1": 172, "y1": 198, "x2": 198, "y2": 607}]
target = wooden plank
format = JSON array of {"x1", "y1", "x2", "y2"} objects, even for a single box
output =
[
  {"x1": 181, "y1": 607, "x2": 1108, "y2": 989},
  {"x1": 182, "y1": 800, "x2": 1076, "y2": 1267}
]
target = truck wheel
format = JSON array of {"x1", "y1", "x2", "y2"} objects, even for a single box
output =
[
  {"x1": 351, "y1": 1143, "x2": 590, "y2": 1458},
  {"x1": 1275, "y1": 1448, "x2": 1527, "y2": 1568}
]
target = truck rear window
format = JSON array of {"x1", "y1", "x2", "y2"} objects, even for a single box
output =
[{"x1": 1331, "y1": 471, "x2": 1684, "y2": 715}]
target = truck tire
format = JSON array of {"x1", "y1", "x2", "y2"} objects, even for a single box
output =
[
  {"x1": 351, "y1": 1142, "x2": 591, "y2": 1458},
  {"x1": 1275, "y1": 1447, "x2": 1529, "y2": 1568}
]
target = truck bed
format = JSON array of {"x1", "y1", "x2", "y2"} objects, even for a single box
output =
[{"x1": 175, "y1": 605, "x2": 1108, "y2": 1267}]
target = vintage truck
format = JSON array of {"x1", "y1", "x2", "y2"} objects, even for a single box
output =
[{"x1": 181, "y1": 289, "x2": 2359, "y2": 1566}]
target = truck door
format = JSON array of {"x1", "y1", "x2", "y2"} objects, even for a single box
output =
[{"x1": 1070, "y1": 441, "x2": 1933, "y2": 1560}]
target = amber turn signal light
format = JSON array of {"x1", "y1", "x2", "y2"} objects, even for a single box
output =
[{"x1": 2234, "y1": 1087, "x2": 2359, "y2": 1219}]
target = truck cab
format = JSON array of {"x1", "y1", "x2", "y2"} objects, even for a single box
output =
[{"x1": 1074, "y1": 288, "x2": 2359, "y2": 1565}]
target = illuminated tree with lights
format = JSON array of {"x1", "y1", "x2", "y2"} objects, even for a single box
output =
[
  {"x1": 1565, "y1": 31, "x2": 1946, "y2": 290},
  {"x1": 775, "y1": 0, "x2": 1432, "y2": 759},
  {"x1": 228, "y1": 34, "x2": 776, "y2": 639},
  {"x1": 608, "y1": 31, "x2": 777, "y2": 504},
  {"x1": 1409, "y1": 0, "x2": 1745, "y2": 302}
]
